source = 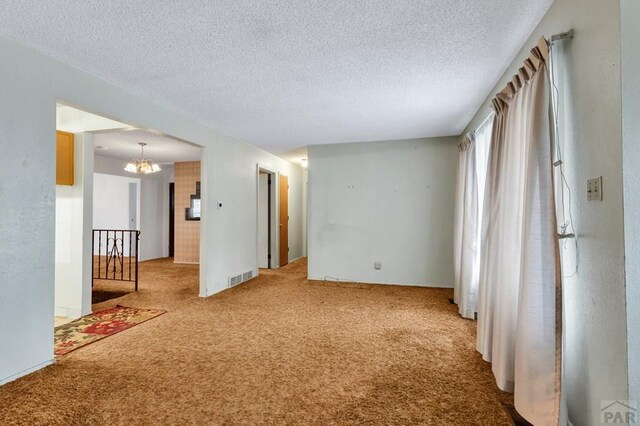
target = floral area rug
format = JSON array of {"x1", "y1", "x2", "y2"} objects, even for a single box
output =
[{"x1": 54, "y1": 305, "x2": 166, "y2": 356}]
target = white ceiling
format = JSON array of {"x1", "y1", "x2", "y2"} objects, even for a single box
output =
[
  {"x1": 1, "y1": 1, "x2": 552, "y2": 153},
  {"x1": 94, "y1": 130, "x2": 201, "y2": 164}
]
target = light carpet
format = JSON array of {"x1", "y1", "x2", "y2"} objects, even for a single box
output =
[{"x1": 0, "y1": 258, "x2": 512, "y2": 425}]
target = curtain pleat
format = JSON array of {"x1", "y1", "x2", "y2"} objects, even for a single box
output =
[
  {"x1": 489, "y1": 85, "x2": 530, "y2": 392},
  {"x1": 514, "y1": 51, "x2": 562, "y2": 425},
  {"x1": 476, "y1": 106, "x2": 507, "y2": 362}
]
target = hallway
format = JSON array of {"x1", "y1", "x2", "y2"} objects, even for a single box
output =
[{"x1": 0, "y1": 259, "x2": 511, "y2": 425}]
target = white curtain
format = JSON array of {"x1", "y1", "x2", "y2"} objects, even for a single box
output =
[
  {"x1": 514, "y1": 44, "x2": 562, "y2": 425},
  {"x1": 476, "y1": 108, "x2": 504, "y2": 361},
  {"x1": 476, "y1": 38, "x2": 561, "y2": 425},
  {"x1": 453, "y1": 144, "x2": 468, "y2": 306},
  {"x1": 454, "y1": 122, "x2": 493, "y2": 320},
  {"x1": 459, "y1": 135, "x2": 478, "y2": 319},
  {"x1": 474, "y1": 118, "x2": 492, "y2": 240}
]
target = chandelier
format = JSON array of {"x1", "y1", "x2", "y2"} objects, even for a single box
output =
[{"x1": 124, "y1": 143, "x2": 161, "y2": 174}]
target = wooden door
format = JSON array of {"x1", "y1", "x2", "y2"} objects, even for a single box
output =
[
  {"x1": 56, "y1": 131, "x2": 74, "y2": 185},
  {"x1": 279, "y1": 174, "x2": 288, "y2": 267}
]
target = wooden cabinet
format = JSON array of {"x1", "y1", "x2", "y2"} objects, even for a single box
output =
[{"x1": 56, "y1": 131, "x2": 74, "y2": 185}]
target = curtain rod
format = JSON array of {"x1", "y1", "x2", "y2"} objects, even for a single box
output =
[
  {"x1": 550, "y1": 29, "x2": 574, "y2": 44},
  {"x1": 473, "y1": 112, "x2": 495, "y2": 135},
  {"x1": 469, "y1": 30, "x2": 572, "y2": 137}
]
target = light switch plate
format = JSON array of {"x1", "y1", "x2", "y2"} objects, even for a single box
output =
[
  {"x1": 374, "y1": 261, "x2": 382, "y2": 270},
  {"x1": 587, "y1": 177, "x2": 603, "y2": 202}
]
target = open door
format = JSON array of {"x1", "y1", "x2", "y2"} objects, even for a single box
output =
[{"x1": 279, "y1": 174, "x2": 288, "y2": 267}]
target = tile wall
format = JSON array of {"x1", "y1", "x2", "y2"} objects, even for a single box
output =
[{"x1": 174, "y1": 161, "x2": 200, "y2": 264}]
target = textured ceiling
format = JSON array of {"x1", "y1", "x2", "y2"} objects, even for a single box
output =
[
  {"x1": 94, "y1": 130, "x2": 201, "y2": 164},
  {"x1": 0, "y1": 1, "x2": 552, "y2": 153}
]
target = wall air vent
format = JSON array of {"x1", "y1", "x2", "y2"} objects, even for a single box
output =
[
  {"x1": 228, "y1": 274, "x2": 242, "y2": 287},
  {"x1": 228, "y1": 270, "x2": 255, "y2": 288}
]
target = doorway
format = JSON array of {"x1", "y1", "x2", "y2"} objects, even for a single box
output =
[
  {"x1": 54, "y1": 129, "x2": 93, "y2": 325},
  {"x1": 257, "y1": 167, "x2": 278, "y2": 269},
  {"x1": 54, "y1": 104, "x2": 204, "y2": 318}
]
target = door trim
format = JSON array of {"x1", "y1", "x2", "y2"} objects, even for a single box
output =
[{"x1": 256, "y1": 164, "x2": 279, "y2": 271}]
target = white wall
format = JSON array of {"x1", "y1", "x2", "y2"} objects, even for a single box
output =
[
  {"x1": 54, "y1": 133, "x2": 94, "y2": 319},
  {"x1": 199, "y1": 147, "x2": 304, "y2": 296},
  {"x1": 0, "y1": 35, "x2": 303, "y2": 385},
  {"x1": 463, "y1": 0, "x2": 627, "y2": 423},
  {"x1": 93, "y1": 172, "x2": 140, "y2": 232},
  {"x1": 258, "y1": 173, "x2": 269, "y2": 268},
  {"x1": 139, "y1": 166, "x2": 173, "y2": 262},
  {"x1": 287, "y1": 165, "x2": 304, "y2": 262},
  {"x1": 307, "y1": 137, "x2": 458, "y2": 287},
  {"x1": 621, "y1": 0, "x2": 640, "y2": 407},
  {"x1": 94, "y1": 155, "x2": 176, "y2": 262},
  {"x1": 302, "y1": 168, "x2": 308, "y2": 257}
]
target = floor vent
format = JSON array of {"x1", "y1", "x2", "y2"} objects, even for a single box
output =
[{"x1": 228, "y1": 270, "x2": 254, "y2": 288}]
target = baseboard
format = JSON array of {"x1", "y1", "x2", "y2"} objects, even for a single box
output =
[
  {"x1": 307, "y1": 275, "x2": 453, "y2": 289},
  {"x1": 55, "y1": 306, "x2": 82, "y2": 319},
  {"x1": 0, "y1": 359, "x2": 54, "y2": 386},
  {"x1": 288, "y1": 256, "x2": 305, "y2": 264},
  {"x1": 199, "y1": 284, "x2": 227, "y2": 298},
  {"x1": 200, "y1": 271, "x2": 263, "y2": 298}
]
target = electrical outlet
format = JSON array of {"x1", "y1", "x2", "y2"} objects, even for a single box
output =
[
  {"x1": 374, "y1": 261, "x2": 382, "y2": 270},
  {"x1": 587, "y1": 177, "x2": 603, "y2": 202}
]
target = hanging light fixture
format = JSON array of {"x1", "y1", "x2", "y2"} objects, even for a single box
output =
[{"x1": 124, "y1": 142, "x2": 161, "y2": 174}]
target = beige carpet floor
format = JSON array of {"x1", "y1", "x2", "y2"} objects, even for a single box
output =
[{"x1": 0, "y1": 258, "x2": 512, "y2": 425}]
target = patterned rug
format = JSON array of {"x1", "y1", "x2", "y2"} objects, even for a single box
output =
[{"x1": 54, "y1": 305, "x2": 166, "y2": 356}]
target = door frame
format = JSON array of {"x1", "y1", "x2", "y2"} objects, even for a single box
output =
[{"x1": 256, "y1": 164, "x2": 279, "y2": 270}]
